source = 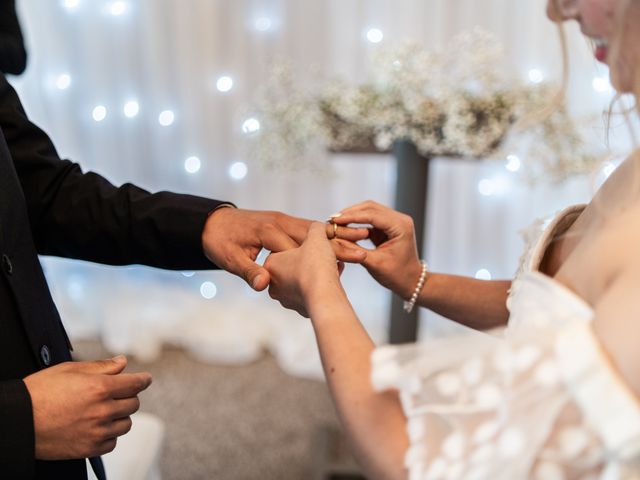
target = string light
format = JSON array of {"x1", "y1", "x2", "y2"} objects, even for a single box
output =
[
  {"x1": 158, "y1": 110, "x2": 175, "y2": 126},
  {"x1": 478, "y1": 179, "x2": 495, "y2": 196},
  {"x1": 62, "y1": 0, "x2": 80, "y2": 10},
  {"x1": 229, "y1": 161, "x2": 248, "y2": 180},
  {"x1": 254, "y1": 17, "x2": 273, "y2": 32},
  {"x1": 216, "y1": 76, "x2": 234, "y2": 93},
  {"x1": 92, "y1": 105, "x2": 107, "y2": 122},
  {"x1": 475, "y1": 269, "x2": 492, "y2": 280},
  {"x1": 184, "y1": 156, "x2": 201, "y2": 174},
  {"x1": 505, "y1": 154, "x2": 521, "y2": 172},
  {"x1": 528, "y1": 68, "x2": 544, "y2": 84},
  {"x1": 67, "y1": 275, "x2": 86, "y2": 301},
  {"x1": 592, "y1": 76, "x2": 611, "y2": 93},
  {"x1": 200, "y1": 281, "x2": 218, "y2": 299},
  {"x1": 55, "y1": 74, "x2": 72, "y2": 90},
  {"x1": 242, "y1": 118, "x2": 261, "y2": 134},
  {"x1": 107, "y1": 1, "x2": 127, "y2": 16},
  {"x1": 123, "y1": 100, "x2": 139, "y2": 118},
  {"x1": 602, "y1": 161, "x2": 616, "y2": 178},
  {"x1": 478, "y1": 176, "x2": 510, "y2": 196},
  {"x1": 366, "y1": 28, "x2": 384, "y2": 44}
]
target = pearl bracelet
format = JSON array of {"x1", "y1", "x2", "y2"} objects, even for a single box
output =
[{"x1": 403, "y1": 261, "x2": 428, "y2": 314}]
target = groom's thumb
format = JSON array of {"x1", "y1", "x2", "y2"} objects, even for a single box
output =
[
  {"x1": 241, "y1": 261, "x2": 270, "y2": 291},
  {"x1": 248, "y1": 267, "x2": 270, "y2": 291}
]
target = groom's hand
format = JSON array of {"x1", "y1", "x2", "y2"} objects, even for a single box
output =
[
  {"x1": 202, "y1": 207, "x2": 368, "y2": 291},
  {"x1": 23, "y1": 356, "x2": 152, "y2": 460}
]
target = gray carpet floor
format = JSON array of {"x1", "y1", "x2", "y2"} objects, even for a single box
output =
[{"x1": 74, "y1": 341, "x2": 343, "y2": 480}]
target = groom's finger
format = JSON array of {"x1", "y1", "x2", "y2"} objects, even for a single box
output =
[
  {"x1": 325, "y1": 223, "x2": 369, "y2": 242},
  {"x1": 259, "y1": 225, "x2": 299, "y2": 253},
  {"x1": 332, "y1": 239, "x2": 367, "y2": 263}
]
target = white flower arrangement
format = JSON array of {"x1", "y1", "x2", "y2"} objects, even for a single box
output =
[{"x1": 245, "y1": 28, "x2": 600, "y2": 181}]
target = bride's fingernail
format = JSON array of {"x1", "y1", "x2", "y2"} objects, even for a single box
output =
[{"x1": 328, "y1": 213, "x2": 342, "y2": 221}]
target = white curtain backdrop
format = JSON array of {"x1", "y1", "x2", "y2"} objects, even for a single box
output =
[{"x1": 9, "y1": 0, "x2": 626, "y2": 378}]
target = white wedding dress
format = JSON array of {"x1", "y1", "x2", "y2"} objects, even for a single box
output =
[{"x1": 371, "y1": 206, "x2": 640, "y2": 479}]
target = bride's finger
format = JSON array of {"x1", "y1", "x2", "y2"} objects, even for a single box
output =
[
  {"x1": 330, "y1": 209, "x2": 395, "y2": 232},
  {"x1": 335, "y1": 200, "x2": 389, "y2": 216}
]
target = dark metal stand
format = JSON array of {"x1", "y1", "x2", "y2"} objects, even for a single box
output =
[{"x1": 388, "y1": 140, "x2": 431, "y2": 344}]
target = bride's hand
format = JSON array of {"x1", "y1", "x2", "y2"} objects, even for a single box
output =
[
  {"x1": 264, "y1": 222, "x2": 359, "y2": 317},
  {"x1": 331, "y1": 200, "x2": 423, "y2": 300}
]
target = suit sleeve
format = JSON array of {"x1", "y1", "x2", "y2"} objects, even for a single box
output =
[
  {"x1": 0, "y1": 0, "x2": 27, "y2": 75},
  {"x1": 0, "y1": 380, "x2": 35, "y2": 478},
  {"x1": 0, "y1": 73, "x2": 229, "y2": 270}
]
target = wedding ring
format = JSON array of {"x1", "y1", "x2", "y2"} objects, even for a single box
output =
[{"x1": 326, "y1": 220, "x2": 339, "y2": 239}]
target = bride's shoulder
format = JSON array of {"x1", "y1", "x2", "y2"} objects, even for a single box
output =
[
  {"x1": 559, "y1": 197, "x2": 640, "y2": 304},
  {"x1": 605, "y1": 196, "x2": 640, "y2": 240},
  {"x1": 597, "y1": 198, "x2": 640, "y2": 272}
]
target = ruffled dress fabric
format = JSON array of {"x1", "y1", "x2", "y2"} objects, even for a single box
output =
[{"x1": 371, "y1": 205, "x2": 640, "y2": 479}]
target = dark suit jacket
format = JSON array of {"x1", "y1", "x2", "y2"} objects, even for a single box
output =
[
  {"x1": 0, "y1": 71, "x2": 225, "y2": 478},
  {"x1": 0, "y1": 0, "x2": 28, "y2": 75}
]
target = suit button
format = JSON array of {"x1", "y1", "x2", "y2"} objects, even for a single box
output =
[
  {"x1": 40, "y1": 345, "x2": 51, "y2": 366},
  {"x1": 2, "y1": 254, "x2": 13, "y2": 275}
]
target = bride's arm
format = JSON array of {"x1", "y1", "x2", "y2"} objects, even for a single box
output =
[
  {"x1": 592, "y1": 267, "x2": 640, "y2": 399},
  {"x1": 332, "y1": 201, "x2": 510, "y2": 330},
  {"x1": 307, "y1": 284, "x2": 408, "y2": 480},
  {"x1": 414, "y1": 273, "x2": 511, "y2": 330},
  {"x1": 265, "y1": 223, "x2": 408, "y2": 480}
]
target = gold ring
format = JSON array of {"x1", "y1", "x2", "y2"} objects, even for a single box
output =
[
  {"x1": 333, "y1": 222, "x2": 338, "y2": 239},
  {"x1": 326, "y1": 221, "x2": 335, "y2": 239}
]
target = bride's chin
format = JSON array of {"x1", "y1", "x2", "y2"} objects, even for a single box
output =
[{"x1": 609, "y1": 62, "x2": 636, "y2": 94}]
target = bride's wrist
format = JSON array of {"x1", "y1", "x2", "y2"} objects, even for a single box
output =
[
  {"x1": 400, "y1": 259, "x2": 426, "y2": 300},
  {"x1": 303, "y1": 278, "x2": 346, "y2": 311}
]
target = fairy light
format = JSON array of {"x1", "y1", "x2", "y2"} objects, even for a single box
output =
[
  {"x1": 528, "y1": 69, "x2": 544, "y2": 84},
  {"x1": 158, "y1": 110, "x2": 175, "y2": 126},
  {"x1": 602, "y1": 161, "x2": 616, "y2": 178},
  {"x1": 366, "y1": 28, "x2": 384, "y2": 44},
  {"x1": 200, "y1": 281, "x2": 218, "y2": 299},
  {"x1": 108, "y1": 1, "x2": 127, "y2": 16},
  {"x1": 55, "y1": 74, "x2": 72, "y2": 90},
  {"x1": 184, "y1": 156, "x2": 201, "y2": 174},
  {"x1": 505, "y1": 154, "x2": 521, "y2": 172},
  {"x1": 478, "y1": 179, "x2": 495, "y2": 196},
  {"x1": 229, "y1": 161, "x2": 248, "y2": 180},
  {"x1": 475, "y1": 269, "x2": 492, "y2": 280},
  {"x1": 92, "y1": 105, "x2": 107, "y2": 122},
  {"x1": 63, "y1": 0, "x2": 80, "y2": 10},
  {"x1": 216, "y1": 76, "x2": 234, "y2": 93},
  {"x1": 123, "y1": 100, "x2": 139, "y2": 118},
  {"x1": 592, "y1": 76, "x2": 611, "y2": 93},
  {"x1": 478, "y1": 176, "x2": 510, "y2": 196},
  {"x1": 254, "y1": 17, "x2": 273, "y2": 32},
  {"x1": 242, "y1": 118, "x2": 261, "y2": 134}
]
